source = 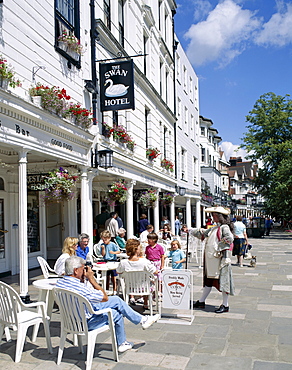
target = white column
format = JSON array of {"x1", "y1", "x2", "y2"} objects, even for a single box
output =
[
  {"x1": 18, "y1": 149, "x2": 28, "y2": 300},
  {"x1": 186, "y1": 197, "x2": 191, "y2": 229},
  {"x1": 154, "y1": 188, "x2": 160, "y2": 233},
  {"x1": 87, "y1": 172, "x2": 94, "y2": 253},
  {"x1": 170, "y1": 200, "x2": 175, "y2": 233},
  {"x1": 126, "y1": 180, "x2": 135, "y2": 237},
  {"x1": 196, "y1": 198, "x2": 201, "y2": 228},
  {"x1": 80, "y1": 167, "x2": 93, "y2": 251}
]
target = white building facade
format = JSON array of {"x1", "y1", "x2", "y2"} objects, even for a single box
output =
[
  {"x1": 174, "y1": 39, "x2": 201, "y2": 228},
  {"x1": 1, "y1": 0, "x2": 197, "y2": 300},
  {"x1": 199, "y1": 115, "x2": 222, "y2": 223}
]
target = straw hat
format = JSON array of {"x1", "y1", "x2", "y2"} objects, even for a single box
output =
[{"x1": 205, "y1": 206, "x2": 231, "y2": 215}]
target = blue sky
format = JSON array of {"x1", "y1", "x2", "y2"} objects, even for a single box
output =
[{"x1": 174, "y1": 0, "x2": 292, "y2": 159}]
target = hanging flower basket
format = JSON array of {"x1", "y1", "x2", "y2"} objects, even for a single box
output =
[
  {"x1": 137, "y1": 189, "x2": 157, "y2": 208},
  {"x1": 161, "y1": 158, "x2": 174, "y2": 172},
  {"x1": 107, "y1": 180, "x2": 128, "y2": 206},
  {"x1": 146, "y1": 147, "x2": 160, "y2": 161},
  {"x1": 39, "y1": 167, "x2": 78, "y2": 204},
  {"x1": 160, "y1": 192, "x2": 175, "y2": 207}
]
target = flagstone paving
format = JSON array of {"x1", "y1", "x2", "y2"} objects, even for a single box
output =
[{"x1": 1, "y1": 229, "x2": 292, "y2": 369}]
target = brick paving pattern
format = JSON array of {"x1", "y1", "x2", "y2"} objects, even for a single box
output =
[{"x1": 1, "y1": 230, "x2": 292, "y2": 369}]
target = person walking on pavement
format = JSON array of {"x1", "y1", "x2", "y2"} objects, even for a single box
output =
[
  {"x1": 232, "y1": 215, "x2": 248, "y2": 267},
  {"x1": 190, "y1": 206, "x2": 235, "y2": 314},
  {"x1": 265, "y1": 217, "x2": 273, "y2": 236},
  {"x1": 138, "y1": 214, "x2": 150, "y2": 234},
  {"x1": 105, "y1": 211, "x2": 119, "y2": 241}
]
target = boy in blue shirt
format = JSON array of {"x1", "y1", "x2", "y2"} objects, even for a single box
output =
[
  {"x1": 100, "y1": 230, "x2": 121, "y2": 293},
  {"x1": 167, "y1": 240, "x2": 186, "y2": 269}
]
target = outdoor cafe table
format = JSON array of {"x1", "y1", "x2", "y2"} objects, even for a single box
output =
[
  {"x1": 32, "y1": 277, "x2": 59, "y2": 319},
  {"x1": 92, "y1": 261, "x2": 120, "y2": 277},
  {"x1": 92, "y1": 261, "x2": 121, "y2": 294}
]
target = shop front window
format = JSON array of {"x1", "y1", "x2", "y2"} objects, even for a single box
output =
[
  {"x1": 0, "y1": 199, "x2": 4, "y2": 259},
  {"x1": 27, "y1": 192, "x2": 40, "y2": 253}
]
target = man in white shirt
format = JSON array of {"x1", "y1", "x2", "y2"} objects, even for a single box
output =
[
  {"x1": 140, "y1": 224, "x2": 154, "y2": 244},
  {"x1": 105, "y1": 212, "x2": 119, "y2": 241}
]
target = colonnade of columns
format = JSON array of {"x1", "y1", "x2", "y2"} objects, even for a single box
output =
[{"x1": 18, "y1": 164, "x2": 201, "y2": 301}]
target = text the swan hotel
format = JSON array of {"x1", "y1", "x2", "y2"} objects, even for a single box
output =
[{"x1": 100, "y1": 60, "x2": 135, "y2": 112}]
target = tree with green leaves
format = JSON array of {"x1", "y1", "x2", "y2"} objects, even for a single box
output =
[{"x1": 241, "y1": 92, "x2": 292, "y2": 219}]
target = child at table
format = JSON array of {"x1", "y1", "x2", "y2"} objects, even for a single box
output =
[
  {"x1": 166, "y1": 240, "x2": 186, "y2": 270},
  {"x1": 145, "y1": 233, "x2": 165, "y2": 280},
  {"x1": 100, "y1": 230, "x2": 121, "y2": 294}
]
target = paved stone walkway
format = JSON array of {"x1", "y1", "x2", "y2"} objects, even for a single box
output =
[{"x1": 1, "y1": 230, "x2": 292, "y2": 369}]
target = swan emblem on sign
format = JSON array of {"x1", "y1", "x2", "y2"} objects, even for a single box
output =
[{"x1": 104, "y1": 79, "x2": 129, "y2": 97}]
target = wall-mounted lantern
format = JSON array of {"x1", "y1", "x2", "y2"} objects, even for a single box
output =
[{"x1": 94, "y1": 149, "x2": 113, "y2": 169}]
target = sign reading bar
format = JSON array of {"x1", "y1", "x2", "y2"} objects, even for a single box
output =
[{"x1": 100, "y1": 60, "x2": 135, "y2": 112}]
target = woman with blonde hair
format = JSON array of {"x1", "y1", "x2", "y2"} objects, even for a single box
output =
[{"x1": 54, "y1": 236, "x2": 79, "y2": 276}]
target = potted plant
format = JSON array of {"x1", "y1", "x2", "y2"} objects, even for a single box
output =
[
  {"x1": 161, "y1": 158, "x2": 174, "y2": 172},
  {"x1": 110, "y1": 125, "x2": 135, "y2": 148},
  {"x1": 160, "y1": 192, "x2": 175, "y2": 206},
  {"x1": 102, "y1": 123, "x2": 112, "y2": 138},
  {"x1": 66, "y1": 103, "x2": 93, "y2": 129},
  {"x1": 29, "y1": 83, "x2": 71, "y2": 117},
  {"x1": 0, "y1": 55, "x2": 22, "y2": 89},
  {"x1": 107, "y1": 180, "x2": 128, "y2": 206},
  {"x1": 58, "y1": 30, "x2": 84, "y2": 59},
  {"x1": 146, "y1": 147, "x2": 160, "y2": 161},
  {"x1": 38, "y1": 167, "x2": 78, "y2": 204},
  {"x1": 137, "y1": 189, "x2": 157, "y2": 208},
  {"x1": 127, "y1": 139, "x2": 135, "y2": 151}
]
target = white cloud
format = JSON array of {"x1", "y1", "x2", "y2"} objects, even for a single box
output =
[
  {"x1": 254, "y1": 3, "x2": 292, "y2": 46},
  {"x1": 220, "y1": 141, "x2": 249, "y2": 161},
  {"x1": 192, "y1": 0, "x2": 213, "y2": 21},
  {"x1": 184, "y1": 0, "x2": 261, "y2": 67}
]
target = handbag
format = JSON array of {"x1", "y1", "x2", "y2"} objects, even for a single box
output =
[{"x1": 244, "y1": 242, "x2": 252, "y2": 259}]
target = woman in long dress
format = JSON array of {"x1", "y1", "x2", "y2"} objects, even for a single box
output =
[{"x1": 190, "y1": 206, "x2": 235, "y2": 313}]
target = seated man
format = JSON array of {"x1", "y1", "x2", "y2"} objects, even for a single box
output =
[
  {"x1": 76, "y1": 233, "x2": 89, "y2": 260},
  {"x1": 56, "y1": 256, "x2": 159, "y2": 353}
]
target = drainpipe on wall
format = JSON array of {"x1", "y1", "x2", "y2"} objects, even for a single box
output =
[{"x1": 90, "y1": 0, "x2": 98, "y2": 125}]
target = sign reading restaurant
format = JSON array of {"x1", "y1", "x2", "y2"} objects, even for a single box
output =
[{"x1": 99, "y1": 60, "x2": 135, "y2": 112}]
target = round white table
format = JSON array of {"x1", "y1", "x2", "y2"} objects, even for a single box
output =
[
  {"x1": 93, "y1": 262, "x2": 120, "y2": 294},
  {"x1": 33, "y1": 278, "x2": 60, "y2": 318},
  {"x1": 93, "y1": 261, "x2": 119, "y2": 274}
]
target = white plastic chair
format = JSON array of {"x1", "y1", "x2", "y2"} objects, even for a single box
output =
[
  {"x1": 122, "y1": 271, "x2": 157, "y2": 315},
  {"x1": 86, "y1": 253, "x2": 107, "y2": 290},
  {"x1": 37, "y1": 256, "x2": 59, "y2": 279},
  {"x1": 54, "y1": 287, "x2": 119, "y2": 369},
  {"x1": 188, "y1": 235, "x2": 198, "y2": 263},
  {"x1": 0, "y1": 281, "x2": 53, "y2": 363},
  {"x1": 93, "y1": 242, "x2": 104, "y2": 261}
]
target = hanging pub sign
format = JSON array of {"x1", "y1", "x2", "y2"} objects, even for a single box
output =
[{"x1": 99, "y1": 59, "x2": 135, "y2": 112}]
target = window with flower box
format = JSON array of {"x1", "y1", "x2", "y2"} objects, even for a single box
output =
[{"x1": 55, "y1": 0, "x2": 81, "y2": 69}]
